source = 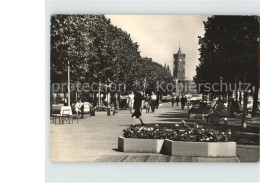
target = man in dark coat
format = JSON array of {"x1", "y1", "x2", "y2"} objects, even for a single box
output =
[
  {"x1": 171, "y1": 96, "x2": 175, "y2": 106},
  {"x1": 180, "y1": 95, "x2": 185, "y2": 110},
  {"x1": 155, "y1": 94, "x2": 159, "y2": 109},
  {"x1": 184, "y1": 96, "x2": 188, "y2": 106},
  {"x1": 176, "y1": 96, "x2": 180, "y2": 106}
]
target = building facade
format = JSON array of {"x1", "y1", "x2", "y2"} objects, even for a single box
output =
[{"x1": 173, "y1": 46, "x2": 185, "y2": 80}]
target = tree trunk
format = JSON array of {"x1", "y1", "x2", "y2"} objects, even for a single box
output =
[
  {"x1": 50, "y1": 83, "x2": 53, "y2": 116},
  {"x1": 227, "y1": 93, "x2": 231, "y2": 107},
  {"x1": 242, "y1": 92, "x2": 248, "y2": 128},
  {"x1": 239, "y1": 91, "x2": 242, "y2": 105},
  {"x1": 235, "y1": 89, "x2": 238, "y2": 101},
  {"x1": 252, "y1": 82, "x2": 259, "y2": 117}
]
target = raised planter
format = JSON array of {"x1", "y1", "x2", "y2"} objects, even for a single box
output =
[
  {"x1": 118, "y1": 136, "x2": 164, "y2": 153},
  {"x1": 164, "y1": 140, "x2": 236, "y2": 157}
]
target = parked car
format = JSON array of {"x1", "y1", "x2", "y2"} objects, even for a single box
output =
[
  {"x1": 161, "y1": 94, "x2": 172, "y2": 102},
  {"x1": 189, "y1": 94, "x2": 203, "y2": 102}
]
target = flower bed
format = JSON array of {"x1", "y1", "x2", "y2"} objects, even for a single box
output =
[
  {"x1": 119, "y1": 124, "x2": 166, "y2": 153},
  {"x1": 120, "y1": 122, "x2": 235, "y2": 156},
  {"x1": 122, "y1": 122, "x2": 232, "y2": 142}
]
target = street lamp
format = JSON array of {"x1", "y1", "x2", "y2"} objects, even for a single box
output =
[
  {"x1": 98, "y1": 79, "x2": 101, "y2": 107},
  {"x1": 67, "y1": 60, "x2": 70, "y2": 106},
  {"x1": 143, "y1": 77, "x2": 146, "y2": 96}
]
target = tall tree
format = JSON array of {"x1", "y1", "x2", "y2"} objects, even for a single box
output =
[
  {"x1": 51, "y1": 15, "x2": 173, "y2": 99},
  {"x1": 195, "y1": 16, "x2": 259, "y2": 116}
]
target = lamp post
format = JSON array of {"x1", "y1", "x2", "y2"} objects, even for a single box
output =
[
  {"x1": 144, "y1": 77, "x2": 146, "y2": 96},
  {"x1": 67, "y1": 60, "x2": 71, "y2": 106},
  {"x1": 98, "y1": 80, "x2": 101, "y2": 107}
]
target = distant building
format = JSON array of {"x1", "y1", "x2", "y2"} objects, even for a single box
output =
[
  {"x1": 172, "y1": 45, "x2": 196, "y2": 96},
  {"x1": 173, "y1": 46, "x2": 185, "y2": 80}
]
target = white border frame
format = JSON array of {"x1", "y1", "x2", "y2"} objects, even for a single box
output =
[{"x1": 45, "y1": 0, "x2": 260, "y2": 182}]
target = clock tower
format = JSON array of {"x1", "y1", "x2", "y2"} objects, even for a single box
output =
[{"x1": 173, "y1": 45, "x2": 185, "y2": 80}]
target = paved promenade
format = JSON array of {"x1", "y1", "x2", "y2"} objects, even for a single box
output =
[{"x1": 49, "y1": 103, "x2": 259, "y2": 162}]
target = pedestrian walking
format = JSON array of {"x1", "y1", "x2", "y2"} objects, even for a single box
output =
[
  {"x1": 230, "y1": 98, "x2": 235, "y2": 118},
  {"x1": 184, "y1": 96, "x2": 188, "y2": 106},
  {"x1": 144, "y1": 94, "x2": 151, "y2": 113},
  {"x1": 150, "y1": 92, "x2": 157, "y2": 113},
  {"x1": 155, "y1": 94, "x2": 159, "y2": 109},
  {"x1": 171, "y1": 95, "x2": 175, "y2": 106},
  {"x1": 110, "y1": 93, "x2": 117, "y2": 115},
  {"x1": 132, "y1": 91, "x2": 145, "y2": 126},
  {"x1": 176, "y1": 96, "x2": 180, "y2": 106},
  {"x1": 230, "y1": 98, "x2": 241, "y2": 118},
  {"x1": 64, "y1": 93, "x2": 68, "y2": 106},
  {"x1": 181, "y1": 95, "x2": 185, "y2": 110},
  {"x1": 140, "y1": 92, "x2": 145, "y2": 113},
  {"x1": 128, "y1": 91, "x2": 134, "y2": 113}
]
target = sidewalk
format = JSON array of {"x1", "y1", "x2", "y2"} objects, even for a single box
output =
[{"x1": 49, "y1": 103, "x2": 259, "y2": 162}]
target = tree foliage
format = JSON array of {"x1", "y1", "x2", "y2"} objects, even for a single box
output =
[
  {"x1": 194, "y1": 16, "x2": 259, "y2": 93},
  {"x1": 50, "y1": 14, "x2": 172, "y2": 93}
]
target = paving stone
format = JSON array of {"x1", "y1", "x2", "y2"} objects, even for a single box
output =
[
  {"x1": 109, "y1": 155, "x2": 127, "y2": 162},
  {"x1": 146, "y1": 155, "x2": 160, "y2": 162},
  {"x1": 50, "y1": 103, "x2": 258, "y2": 162},
  {"x1": 95, "y1": 154, "x2": 113, "y2": 162},
  {"x1": 134, "y1": 155, "x2": 150, "y2": 162},
  {"x1": 119, "y1": 155, "x2": 129, "y2": 162},
  {"x1": 123, "y1": 155, "x2": 139, "y2": 162},
  {"x1": 169, "y1": 156, "x2": 182, "y2": 162},
  {"x1": 198, "y1": 157, "x2": 238, "y2": 162},
  {"x1": 156, "y1": 156, "x2": 171, "y2": 162}
]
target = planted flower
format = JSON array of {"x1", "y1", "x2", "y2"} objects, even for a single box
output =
[{"x1": 122, "y1": 122, "x2": 232, "y2": 142}]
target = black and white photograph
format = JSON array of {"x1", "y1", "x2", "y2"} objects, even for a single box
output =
[{"x1": 50, "y1": 15, "x2": 259, "y2": 162}]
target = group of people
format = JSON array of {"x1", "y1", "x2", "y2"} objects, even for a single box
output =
[
  {"x1": 229, "y1": 98, "x2": 242, "y2": 117},
  {"x1": 197, "y1": 97, "x2": 243, "y2": 125},
  {"x1": 128, "y1": 92, "x2": 159, "y2": 114},
  {"x1": 204, "y1": 98, "x2": 228, "y2": 124},
  {"x1": 64, "y1": 92, "x2": 241, "y2": 126},
  {"x1": 101, "y1": 94, "x2": 117, "y2": 115},
  {"x1": 144, "y1": 92, "x2": 158, "y2": 114},
  {"x1": 73, "y1": 99, "x2": 93, "y2": 118},
  {"x1": 171, "y1": 95, "x2": 188, "y2": 110}
]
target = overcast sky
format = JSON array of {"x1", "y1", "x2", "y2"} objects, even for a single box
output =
[{"x1": 106, "y1": 15, "x2": 209, "y2": 79}]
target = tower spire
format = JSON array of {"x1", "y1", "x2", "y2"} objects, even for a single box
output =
[{"x1": 179, "y1": 41, "x2": 181, "y2": 51}]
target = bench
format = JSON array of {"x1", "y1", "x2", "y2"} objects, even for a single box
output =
[{"x1": 52, "y1": 106, "x2": 74, "y2": 124}]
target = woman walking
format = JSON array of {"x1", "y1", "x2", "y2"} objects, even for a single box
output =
[
  {"x1": 132, "y1": 91, "x2": 145, "y2": 126},
  {"x1": 144, "y1": 94, "x2": 151, "y2": 113}
]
